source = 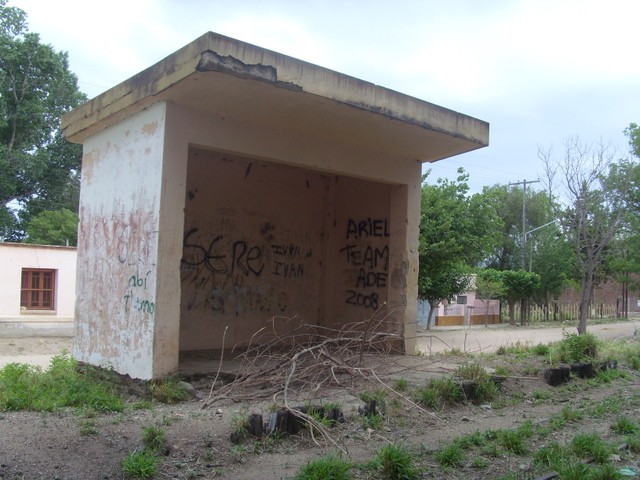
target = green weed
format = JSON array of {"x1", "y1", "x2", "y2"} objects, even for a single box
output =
[
  {"x1": 375, "y1": 444, "x2": 419, "y2": 480},
  {"x1": 454, "y1": 430, "x2": 487, "y2": 449},
  {"x1": 122, "y1": 450, "x2": 158, "y2": 479},
  {"x1": 142, "y1": 425, "x2": 167, "y2": 453},
  {"x1": 626, "y1": 434, "x2": 640, "y2": 453},
  {"x1": 553, "y1": 461, "x2": 591, "y2": 480},
  {"x1": 79, "y1": 419, "x2": 98, "y2": 436},
  {"x1": 495, "y1": 428, "x2": 528, "y2": 455},
  {"x1": 628, "y1": 353, "x2": 640, "y2": 370},
  {"x1": 532, "y1": 343, "x2": 551, "y2": 356},
  {"x1": 360, "y1": 413, "x2": 384, "y2": 430},
  {"x1": 393, "y1": 378, "x2": 409, "y2": 392},
  {"x1": 148, "y1": 377, "x2": 190, "y2": 404},
  {"x1": 533, "y1": 441, "x2": 567, "y2": 468},
  {"x1": 532, "y1": 389, "x2": 552, "y2": 401},
  {"x1": 470, "y1": 456, "x2": 489, "y2": 469},
  {"x1": 587, "y1": 396, "x2": 623, "y2": 418},
  {"x1": 456, "y1": 363, "x2": 487, "y2": 381},
  {"x1": 570, "y1": 433, "x2": 612, "y2": 464},
  {"x1": 415, "y1": 377, "x2": 462, "y2": 410},
  {"x1": 434, "y1": 442, "x2": 464, "y2": 467},
  {"x1": 294, "y1": 454, "x2": 352, "y2": 480},
  {"x1": 611, "y1": 416, "x2": 638, "y2": 435}
]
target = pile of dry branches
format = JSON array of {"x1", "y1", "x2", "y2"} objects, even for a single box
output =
[{"x1": 201, "y1": 307, "x2": 404, "y2": 409}]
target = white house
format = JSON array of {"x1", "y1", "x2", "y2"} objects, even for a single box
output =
[{"x1": 0, "y1": 242, "x2": 76, "y2": 337}]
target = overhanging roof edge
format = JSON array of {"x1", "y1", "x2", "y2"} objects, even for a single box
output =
[{"x1": 61, "y1": 32, "x2": 489, "y2": 149}]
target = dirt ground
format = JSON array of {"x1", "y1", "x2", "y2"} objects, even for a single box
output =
[{"x1": 0, "y1": 320, "x2": 639, "y2": 479}]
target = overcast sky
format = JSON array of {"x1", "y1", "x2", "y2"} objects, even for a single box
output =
[{"x1": 10, "y1": 0, "x2": 640, "y2": 193}]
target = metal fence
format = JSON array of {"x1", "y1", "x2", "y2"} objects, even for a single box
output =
[{"x1": 512, "y1": 303, "x2": 619, "y2": 322}]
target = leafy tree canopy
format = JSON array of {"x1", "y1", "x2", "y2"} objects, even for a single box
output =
[
  {"x1": 23, "y1": 208, "x2": 78, "y2": 245},
  {"x1": 418, "y1": 168, "x2": 502, "y2": 327},
  {"x1": 0, "y1": 0, "x2": 85, "y2": 240}
]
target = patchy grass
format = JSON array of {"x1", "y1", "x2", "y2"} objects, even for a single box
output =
[{"x1": 0, "y1": 353, "x2": 124, "y2": 412}]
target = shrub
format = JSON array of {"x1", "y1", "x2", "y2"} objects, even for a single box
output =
[{"x1": 557, "y1": 333, "x2": 598, "y2": 363}]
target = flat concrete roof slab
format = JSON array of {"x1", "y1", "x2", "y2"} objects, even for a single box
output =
[{"x1": 62, "y1": 32, "x2": 488, "y2": 162}]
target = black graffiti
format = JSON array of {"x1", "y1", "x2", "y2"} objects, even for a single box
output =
[
  {"x1": 271, "y1": 244, "x2": 301, "y2": 256},
  {"x1": 272, "y1": 261, "x2": 304, "y2": 278},
  {"x1": 209, "y1": 286, "x2": 288, "y2": 315},
  {"x1": 356, "y1": 268, "x2": 387, "y2": 288},
  {"x1": 339, "y1": 244, "x2": 389, "y2": 271},
  {"x1": 346, "y1": 218, "x2": 390, "y2": 240},
  {"x1": 182, "y1": 228, "x2": 264, "y2": 277},
  {"x1": 124, "y1": 292, "x2": 155, "y2": 314},
  {"x1": 345, "y1": 290, "x2": 379, "y2": 310},
  {"x1": 128, "y1": 272, "x2": 150, "y2": 290}
]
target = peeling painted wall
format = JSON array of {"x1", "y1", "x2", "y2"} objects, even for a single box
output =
[{"x1": 73, "y1": 103, "x2": 167, "y2": 379}]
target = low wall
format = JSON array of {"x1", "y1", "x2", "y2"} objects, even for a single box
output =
[{"x1": 436, "y1": 314, "x2": 501, "y2": 327}]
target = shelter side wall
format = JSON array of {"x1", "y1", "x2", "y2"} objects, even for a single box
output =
[
  {"x1": 73, "y1": 103, "x2": 167, "y2": 379},
  {"x1": 0, "y1": 244, "x2": 76, "y2": 318},
  {"x1": 180, "y1": 149, "x2": 325, "y2": 350}
]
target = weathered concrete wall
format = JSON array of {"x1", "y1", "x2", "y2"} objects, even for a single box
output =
[
  {"x1": 73, "y1": 102, "x2": 168, "y2": 379},
  {"x1": 0, "y1": 243, "x2": 76, "y2": 336},
  {"x1": 180, "y1": 149, "x2": 324, "y2": 349},
  {"x1": 180, "y1": 147, "x2": 416, "y2": 352}
]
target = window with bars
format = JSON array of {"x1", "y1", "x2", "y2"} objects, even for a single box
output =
[{"x1": 20, "y1": 269, "x2": 56, "y2": 310}]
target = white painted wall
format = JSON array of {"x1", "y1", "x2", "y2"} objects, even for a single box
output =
[
  {"x1": 73, "y1": 102, "x2": 168, "y2": 379},
  {"x1": 0, "y1": 243, "x2": 76, "y2": 335}
]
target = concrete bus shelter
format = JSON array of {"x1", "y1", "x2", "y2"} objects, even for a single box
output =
[{"x1": 62, "y1": 32, "x2": 489, "y2": 380}]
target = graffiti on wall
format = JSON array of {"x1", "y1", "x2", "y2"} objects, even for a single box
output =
[
  {"x1": 110, "y1": 216, "x2": 158, "y2": 318},
  {"x1": 181, "y1": 224, "x2": 312, "y2": 316},
  {"x1": 341, "y1": 218, "x2": 389, "y2": 310},
  {"x1": 124, "y1": 271, "x2": 155, "y2": 315}
]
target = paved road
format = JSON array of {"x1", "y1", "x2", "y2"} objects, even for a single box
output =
[
  {"x1": 0, "y1": 320, "x2": 638, "y2": 369},
  {"x1": 416, "y1": 320, "x2": 639, "y2": 354}
]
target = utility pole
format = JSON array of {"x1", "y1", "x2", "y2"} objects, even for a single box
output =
[{"x1": 509, "y1": 179, "x2": 540, "y2": 269}]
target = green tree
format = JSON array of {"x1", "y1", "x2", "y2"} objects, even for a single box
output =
[
  {"x1": 482, "y1": 184, "x2": 554, "y2": 271},
  {"x1": 0, "y1": 1, "x2": 85, "y2": 240},
  {"x1": 500, "y1": 269, "x2": 541, "y2": 325},
  {"x1": 624, "y1": 123, "x2": 640, "y2": 158},
  {"x1": 606, "y1": 125, "x2": 640, "y2": 317},
  {"x1": 541, "y1": 137, "x2": 634, "y2": 334},
  {"x1": 528, "y1": 224, "x2": 575, "y2": 306},
  {"x1": 418, "y1": 168, "x2": 501, "y2": 328},
  {"x1": 23, "y1": 208, "x2": 78, "y2": 245}
]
